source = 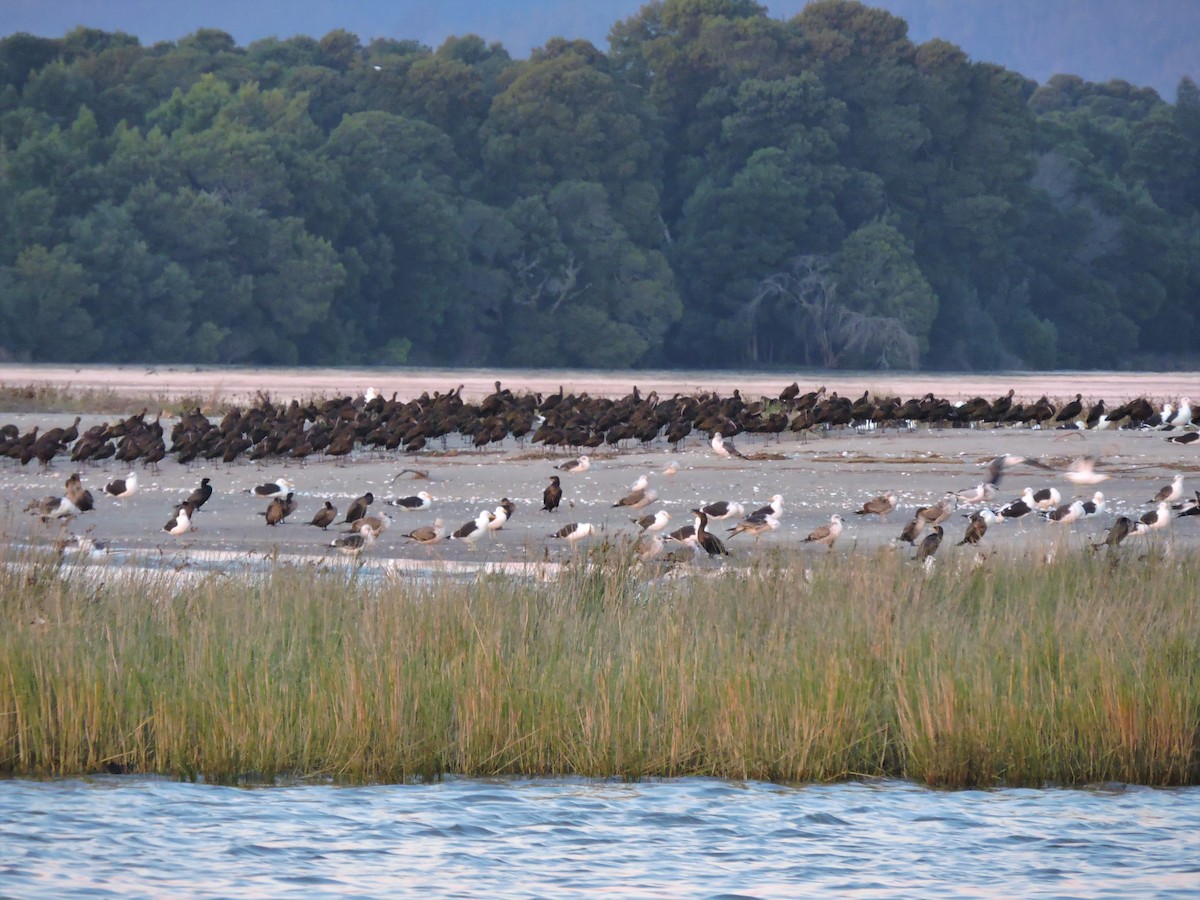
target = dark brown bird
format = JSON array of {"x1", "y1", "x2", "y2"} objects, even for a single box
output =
[
  {"x1": 344, "y1": 492, "x2": 374, "y2": 524},
  {"x1": 542, "y1": 475, "x2": 562, "y2": 512},
  {"x1": 915, "y1": 525, "x2": 944, "y2": 561},
  {"x1": 309, "y1": 501, "x2": 337, "y2": 530},
  {"x1": 262, "y1": 492, "x2": 296, "y2": 526},
  {"x1": 185, "y1": 477, "x2": 213, "y2": 510}
]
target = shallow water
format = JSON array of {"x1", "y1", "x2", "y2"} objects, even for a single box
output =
[{"x1": 2, "y1": 777, "x2": 1197, "y2": 898}]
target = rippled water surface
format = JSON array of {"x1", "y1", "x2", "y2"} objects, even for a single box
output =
[{"x1": 2, "y1": 777, "x2": 1198, "y2": 898}]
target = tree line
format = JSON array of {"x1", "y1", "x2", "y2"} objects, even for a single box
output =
[{"x1": 1, "y1": 0, "x2": 1197, "y2": 371}]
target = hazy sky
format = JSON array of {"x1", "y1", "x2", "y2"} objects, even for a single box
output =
[{"x1": 1, "y1": 0, "x2": 1194, "y2": 97}]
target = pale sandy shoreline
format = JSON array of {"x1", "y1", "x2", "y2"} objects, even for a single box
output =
[{"x1": 1, "y1": 363, "x2": 1196, "y2": 406}]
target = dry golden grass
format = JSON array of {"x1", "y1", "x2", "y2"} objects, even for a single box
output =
[{"x1": 1, "y1": 538, "x2": 1196, "y2": 787}]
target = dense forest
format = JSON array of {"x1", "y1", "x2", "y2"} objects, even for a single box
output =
[{"x1": 1, "y1": 0, "x2": 1197, "y2": 371}]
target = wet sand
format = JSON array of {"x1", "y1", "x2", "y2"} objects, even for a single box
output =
[{"x1": 3, "y1": 407, "x2": 1197, "y2": 574}]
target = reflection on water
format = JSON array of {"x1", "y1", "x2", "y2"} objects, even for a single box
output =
[{"x1": 2, "y1": 777, "x2": 1198, "y2": 898}]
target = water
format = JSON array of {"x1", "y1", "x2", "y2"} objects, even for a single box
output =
[{"x1": 2, "y1": 778, "x2": 1197, "y2": 898}]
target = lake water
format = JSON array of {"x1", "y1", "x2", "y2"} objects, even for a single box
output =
[{"x1": 2, "y1": 777, "x2": 1197, "y2": 898}]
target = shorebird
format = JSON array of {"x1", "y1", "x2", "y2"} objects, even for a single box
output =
[
  {"x1": 633, "y1": 509, "x2": 671, "y2": 533},
  {"x1": 404, "y1": 518, "x2": 445, "y2": 546},
  {"x1": 557, "y1": 455, "x2": 590, "y2": 474},
  {"x1": 710, "y1": 431, "x2": 746, "y2": 460},
  {"x1": 249, "y1": 477, "x2": 292, "y2": 497},
  {"x1": 1150, "y1": 474, "x2": 1184, "y2": 505},
  {"x1": 854, "y1": 491, "x2": 897, "y2": 520},
  {"x1": 308, "y1": 501, "x2": 337, "y2": 530},
  {"x1": 803, "y1": 514, "x2": 843, "y2": 550},
  {"x1": 388, "y1": 491, "x2": 433, "y2": 511},
  {"x1": 103, "y1": 471, "x2": 138, "y2": 501},
  {"x1": 549, "y1": 522, "x2": 596, "y2": 544},
  {"x1": 542, "y1": 476, "x2": 562, "y2": 512}
]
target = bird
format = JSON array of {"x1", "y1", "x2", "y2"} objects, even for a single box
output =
[
  {"x1": 1176, "y1": 491, "x2": 1200, "y2": 517},
  {"x1": 164, "y1": 502, "x2": 193, "y2": 536},
  {"x1": 699, "y1": 500, "x2": 745, "y2": 521},
  {"x1": 691, "y1": 509, "x2": 729, "y2": 557},
  {"x1": 1151, "y1": 474, "x2": 1184, "y2": 505},
  {"x1": 103, "y1": 471, "x2": 138, "y2": 501},
  {"x1": 999, "y1": 488, "x2": 1036, "y2": 522},
  {"x1": 726, "y1": 512, "x2": 779, "y2": 541},
  {"x1": 185, "y1": 477, "x2": 213, "y2": 510},
  {"x1": 1140, "y1": 501, "x2": 1171, "y2": 530},
  {"x1": 486, "y1": 504, "x2": 509, "y2": 532},
  {"x1": 613, "y1": 475, "x2": 657, "y2": 510},
  {"x1": 403, "y1": 518, "x2": 445, "y2": 546},
  {"x1": 710, "y1": 431, "x2": 746, "y2": 459},
  {"x1": 958, "y1": 512, "x2": 989, "y2": 546},
  {"x1": 1081, "y1": 492, "x2": 1106, "y2": 518},
  {"x1": 954, "y1": 483, "x2": 996, "y2": 504},
  {"x1": 749, "y1": 494, "x2": 784, "y2": 520},
  {"x1": 897, "y1": 517, "x2": 925, "y2": 545},
  {"x1": 248, "y1": 477, "x2": 292, "y2": 497},
  {"x1": 557, "y1": 455, "x2": 590, "y2": 473},
  {"x1": 350, "y1": 511, "x2": 393, "y2": 540},
  {"x1": 330, "y1": 530, "x2": 375, "y2": 556},
  {"x1": 854, "y1": 491, "x2": 897, "y2": 520},
  {"x1": 25, "y1": 495, "x2": 80, "y2": 522},
  {"x1": 388, "y1": 491, "x2": 433, "y2": 511},
  {"x1": 803, "y1": 514, "x2": 844, "y2": 550},
  {"x1": 344, "y1": 492, "x2": 374, "y2": 524},
  {"x1": 549, "y1": 522, "x2": 595, "y2": 544},
  {"x1": 1031, "y1": 486, "x2": 1061, "y2": 511},
  {"x1": 1063, "y1": 457, "x2": 1110, "y2": 485},
  {"x1": 633, "y1": 509, "x2": 671, "y2": 533},
  {"x1": 542, "y1": 476, "x2": 563, "y2": 512},
  {"x1": 309, "y1": 501, "x2": 337, "y2": 530},
  {"x1": 915, "y1": 525, "x2": 943, "y2": 562},
  {"x1": 1093, "y1": 516, "x2": 1135, "y2": 550},
  {"x1": 660, "y1": 461, "x2": 679, "y2": 477},
  {"x1": 1046, "y1": 500, "x2": 1086, "y2": 525},
  {"x1": 984, "y1": 454, "x2": 1025, "y2": 487},
  {"x1": 262, "y1": 492, "x2": 296, "y2": 526},
  {"x1": 635, "y1": 532, "x2": 665, "y2": 560},
  {"x1": 917, "y1": 495, "x2": 957, "y2": 526},
  {"x1": 1165, "y1": 432, "x2": 1200, "y2": 445},
  {"x1": 451, "y1": 511, "x2": 493, "y2": 547}
]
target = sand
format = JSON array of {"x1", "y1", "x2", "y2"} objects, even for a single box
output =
[{"x1": 3, "y1": 400, "x2": 1197, "y2": 576}]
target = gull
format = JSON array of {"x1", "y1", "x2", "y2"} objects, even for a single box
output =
[
  {"x1": 404, "y1": 518, "x2": 446, "y2": 546},
  {"x1": 635, "y1": 532, "x2": 665, "y2": 560},
  {"x1": 486, "y1": 504, "x2": 509, "y2": 531},
  {"x1": 248, "y1": 477, "x2": 292, "y2": 497},
  {"x1": 1064, "y1": 457, "x2": 1110, "y2": 486},
  {"x1": 613, "y1": 475, "x2": 657, "y2": 510},
  {"x1": 954, "y1": 483, "x2": 996, "y2": 504},
  {"x1": 25, "y1": 495, "x2": 80, "y2": 522},
  {"x1": 331, "y1": 530, "x2": 375, "y2": 556},
  {"x1": 1140, "y1": 502, "x2": 1171, "y2": 530},
  {"x1": 711, "y1": 431, "x2": 746, "y2": 460},
  {"x1": 726, "y1": 513, "x2": 779, "y2": 542},
  {"x1": 1150, "y1": 474, "x2": 1184, "y2": 505},
  {"x1": 164, "y1": 502, "x2": 193, "y2": 536},
  {"x1": 452, "y1": 511, "x2": 494, "y2": 547},
  {"x1": 854, "y1": 491, "x2": 897, "y2": 520},
  {"x1": 917, "y1": 495, "x2": 957, "y2": 526},
  {"x1": 389, "y1": 491, "x2": 433, "y2": 511},
  {"x1": 749, "y1": 494, "x2": 784, "y2": 519},
  {"x1": 1031, "y1": 486, "x2": 1061, "y2": 511},
  {"x1": 557, "y1": 455, "x2": 590, "y2": 474},
  {"x1": 803, "y1": 514, "x2": 844, "y2": 550},
  {"x1": 633, "y1": 510, "x2": 671, "y2": 533},
  {"x1": 549, "y1": 522, "x2": 596, "y2": 544},
  {"x1": 1046, "y1": 500, "x2": 1086, "y2": 525},
  {"x1": 983, "y1": 454, "x2": 1026, "y2": 487},
  {"x1": 103, "y1": 471, "x2": 138, "y2": 501},
  {"x1": 999, "y1": 488, "x2": 1036, "y2": 522},
  {"x1": 700, "y1": 500, "x2": 745, "y2": 521},
  {"x1": 349, "y1": 511, "x2": 393, "y2": 540},
  {"x1": 1081, "y1": 492, "x2": 1106, "y2": 518}
]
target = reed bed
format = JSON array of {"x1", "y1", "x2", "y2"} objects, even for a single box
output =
[{"x1": 1, "y1": 540, "x2": 1197, "y2": 788}]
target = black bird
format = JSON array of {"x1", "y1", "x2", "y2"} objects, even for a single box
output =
[
  {"x1": 691, "y1": 509, "x2": 729, "y2": 558},
  {"x1": 958, "y1": 513, "x2": 989, "y2": 546},
  {"x1": 1092, "y1": 516, "x2": 1135, "y2": 551},
  {"x1": 915, "y1": 525, "x2": 944, "y2": 562},
  {"x1": 309, "y1": 501, "x2": 337, "y2": 530},
  {"x1": 542, "y1": 475, "x2": 563, "y2": 512},
  {"x1": 344, "y1": 492, "x2": 374, "y2": 524},
  {"x1": 185, "y1": 477, "x2": 213, "y2": 510}
]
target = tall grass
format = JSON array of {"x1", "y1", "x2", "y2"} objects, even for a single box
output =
[{"x1": 1, "y1": 540, "x2": 1197, "y2": 787}]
